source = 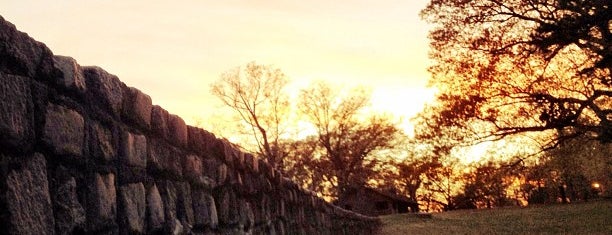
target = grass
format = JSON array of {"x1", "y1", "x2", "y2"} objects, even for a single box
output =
[{"x1": 379, "y1": 200, "x2": 612, "y2": 235}]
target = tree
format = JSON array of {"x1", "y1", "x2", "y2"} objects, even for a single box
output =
[
  {"x1": 521, "y1": 136, "x2": 612, "y2": 203},
  {"x1": 420, "y1": 0, "x2": 611, "y2": 146},
  {"x1": 457, "y1": 161, "x2": 516, "y2": 209},
  {"x1": 396, "y1": 156, "x2": 442, "y2": 203},
  {"x1": 210, "y1": 61, "x2": 289, "y2": 167},
  {"x1": 298, "y1": 81, "x2": 402, "y2": 198},
  {"x1": 278, "y1": 136, "x2": 331, "y2": 195}
]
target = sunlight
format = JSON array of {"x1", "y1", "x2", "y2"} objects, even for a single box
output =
[{"x1": 369, "y1": 87, "x2": 437, "y2": 135}]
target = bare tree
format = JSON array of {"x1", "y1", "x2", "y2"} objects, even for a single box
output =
[
  {"x1": 210, "y1": 61, "x2": 289, "y2": 167},
  {"x1": 298, "y1": 81, "x2": 401, "y2": 198}
]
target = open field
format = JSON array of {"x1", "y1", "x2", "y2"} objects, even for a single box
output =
[{"x1": 379, "y1": 200, "x2": 612, "y2": 234}]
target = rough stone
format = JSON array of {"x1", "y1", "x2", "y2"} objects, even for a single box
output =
[
  {"x1": 5, "y1": 153, "x2": 55, "y2": 235},
  {"x1": 184, "y1": 154, "x2": 203, "y2": 181},
  {"x1": 192, "y1": 190, "x2": 218, "y2": 229},
  {"x1": 119, "y1": 183, "x2": 146, "y2": 234},
  {"x1": 187, "y1": 126, "x2": 204, "y2": 153},
  {"x1": 220, "y1": 140, "x2": 237, "y2": 166},
  {"x1": 158, "y1": 180, "x2": 179, "y2": 227},
  {"x1": 89, "y1": 122, "x2": 115, "y2": 162},
  {"x1": 43, "y1": 103, "x2": 84, "y2": 157},
  {"x1": 244, "y1": 153, "x2": 259, "y2": 173},
  {"x1": 87, "y1": 172, "x2": 117, "y2": 230},
  {"x1": 52, "y1": 167, "x2": 86, "y2": 234},
  {"x1": 167, "y1": 114, "x2": 188, "y2": 147},
  {"x1": 0, "y1": 73, "x2": 33, "y2": 150},
  {"x1": 176, "y1": 182, "x2": 195, "y2": 229},
  {"x1": 242, "y1": 172, "x2": 257, "y2": 195},
  {"x1": 52, "y1": 55, "x2": 86, "y2": 91},
  {"x1": 83, "y1": 66, "x2": 124, "y2": 116},
  {"x1": 170, "y1": 218, "x2": 184, "y2": 235},
  {"x1": 239, "y1": 200, "x2": 255, "y2": 232},
  {"x1": 151, "y1": 105, "x2": 169, "y2": 137},
  {"x1": 122, "y1": 86, "x2": 152, "y2": 129},
  {"x1": 235, "y1": 151, "x2": 245, "y2": 170},
  {"x1": 147, "y1": 184, "x2": 165, "y2": 232},
  {"x1": 217, "y1": 163, "x2": 228, "y2": 186},
  {"x1": 120, "y1": 131, "x2": 147, "y2": 168},
  {"x1": 148, "y1": 138, "x2": 183, "y2": 177},
  {"x1": 214, "y1": 187, "x2": 239, "y2": 226},
  {"x1": 202, "y1": 157, "x2": 221, "y2": 182},
  {"x1": 0, "y1": 16, "x2": 56, "y2": 79}
]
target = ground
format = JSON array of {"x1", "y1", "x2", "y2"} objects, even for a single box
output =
[{"x1": 379, "y1": 200, "x2": 612, "y2": 234}]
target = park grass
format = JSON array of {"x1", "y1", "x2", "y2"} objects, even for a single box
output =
[{"x1": 379, "y1": 200, "x2": 612, "y2": 235}]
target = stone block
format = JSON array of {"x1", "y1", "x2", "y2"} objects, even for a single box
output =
[
  {"x1": 52, "y1": 166, "x2": 86, "y2": 234},
  {"x1": 5, "y1": 153, "x2": 54, "y2": 235},
  {"x1": 242, "y1": 172, "x2": 257, "y2": 195},
  {"x1": 157, "y1": 180, "x2": 194, "y2": 233},
  {"x1": 235, "y1": 151, "x2": 245, "y2": 170},
  {"x1": 87, "y1": 172, "x2": 117, "y2": 230},
  {"x1": 0, "y1": 16, "x2": 56, "y2": 79},
  {"x1": 43, "y1": 103, "x2": 84, "y2": 158},
  {"x1": 186, "y1": 126, "x2": 200, "y2": 153},
  {"x1": 158, "y1": 180, "x2": 178, "y2": 218},
  {"x1": 89, "y1": 122, "x2": 116, "y2": 162},
  {"x1": 167, "y1": 114, "x2": 188, "y2": 147},
  {"x1": 184, "y1": 154, "x2": 203, "y2": 181},
  {"x1": 147, "y1": 138, "x2": 183, "y2": 177},
  {"x1": 147, "y1": 184, "x2": 165, "y2": 232},
  {"x1": 200, "y1": 129, "x2": 217, "y2": 155},
  {"x1": 214, "y1": 187, "x2": 239, "y2": 226},
  {"x1": 259, "y1": 159, "x2": 271, "y2": 178},
  {"x1": 151, "y1": 105, "x2": 169, "y2": 137},
  {"x1": 232, "y1": 171, "x2": 244, "y2": 188},
  {"x1": 217, "y1": 163, "x2": 228, "y2": 186},
  {"x1": 176, "y1": 182, "x2": 195, "y2": 228},
  {"x1": 221, "y1": 140, "x2": 237, "y2": 166},
  {"x1": 119, "y1": 183, "x2": 146, "y2": 234},
  {"x1": 202, "y1": 158, "x2": 222, "y2": 184},
  {"x1": 83, "y1": 66, "x2": 124, "y2": 116},
  {"x1": 0, "y1": 73, "x2": 33, "y2": 150},
  {"x1": 244, "y1": 153, "x2": 259, "y2": 173},
  {"x1": 122, "y1": 86, "x2": 152, "y2": 129},
  {"x1": 120, "y1": 131, "x2": 147, "y2": 168},
  {"x1": 239, "y1": 200, "x2": 255, "y2": 232},
  {"x1": 275, "y1": 220, "x2": 286, "y2": 235},
  {"x1": 192, "y1": 190, "x2": 218, "y2": 229},
  {"x1": 254, "y1": 195, "x2": 271, "y2": 224},
  {"x1": 52, "y1": 55, "x2": 86, "y2": 92}
]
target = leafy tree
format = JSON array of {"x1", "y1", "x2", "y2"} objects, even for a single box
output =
[
  {"x1": 278, "y1": 136, "x2": 331, "y2": 195},
  {"x1": 420, "y1": 157, "x2": 463, "y2": 211},
  {"x1": 298, "y1": 81, "x2": 402, "y2": 198},
  {"x1": 521, "y1": 137, "x2": 612, "y2": 203},
  {"x1": 210, "y1": 62, "x2": 289, "y2": 167},
  {"x1": 457, "y1": 161, "x2": 516, "y2": 209},
  {"x1": 420, "y1": 0, "x2": 611, "y2": 146},
  {"x1": 396, "y1": 155, "x2": 443, "y2": 203}
]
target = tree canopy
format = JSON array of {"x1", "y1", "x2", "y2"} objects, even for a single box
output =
[{"x1": 420, "y1": 0, "x2": 611, "y2": 146}]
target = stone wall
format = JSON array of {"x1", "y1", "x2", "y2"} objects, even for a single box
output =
[{"x1": 0, "y1": 16, "x2": 380, "y2": 234}]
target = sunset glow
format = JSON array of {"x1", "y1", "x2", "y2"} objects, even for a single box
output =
[{"x1": 1, "y1": 0, "x2": 433, "y2": 133}]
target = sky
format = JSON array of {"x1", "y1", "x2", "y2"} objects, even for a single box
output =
[{"x1": 1, "y1": 0, "x2": 435, "y2": 135}]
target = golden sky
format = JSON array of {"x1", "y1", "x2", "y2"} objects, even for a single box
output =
[{"x1": 2, "y1": 0, "x2": 434, "y2": 134}]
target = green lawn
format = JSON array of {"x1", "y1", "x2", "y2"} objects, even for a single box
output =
[{"x1": 379, "y1": 200, "x2": 612, "y2": 235}]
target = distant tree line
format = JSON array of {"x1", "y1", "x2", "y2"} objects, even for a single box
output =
[{"x1": 208, "y1": 0, "x2": 611, "y2": 211}]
